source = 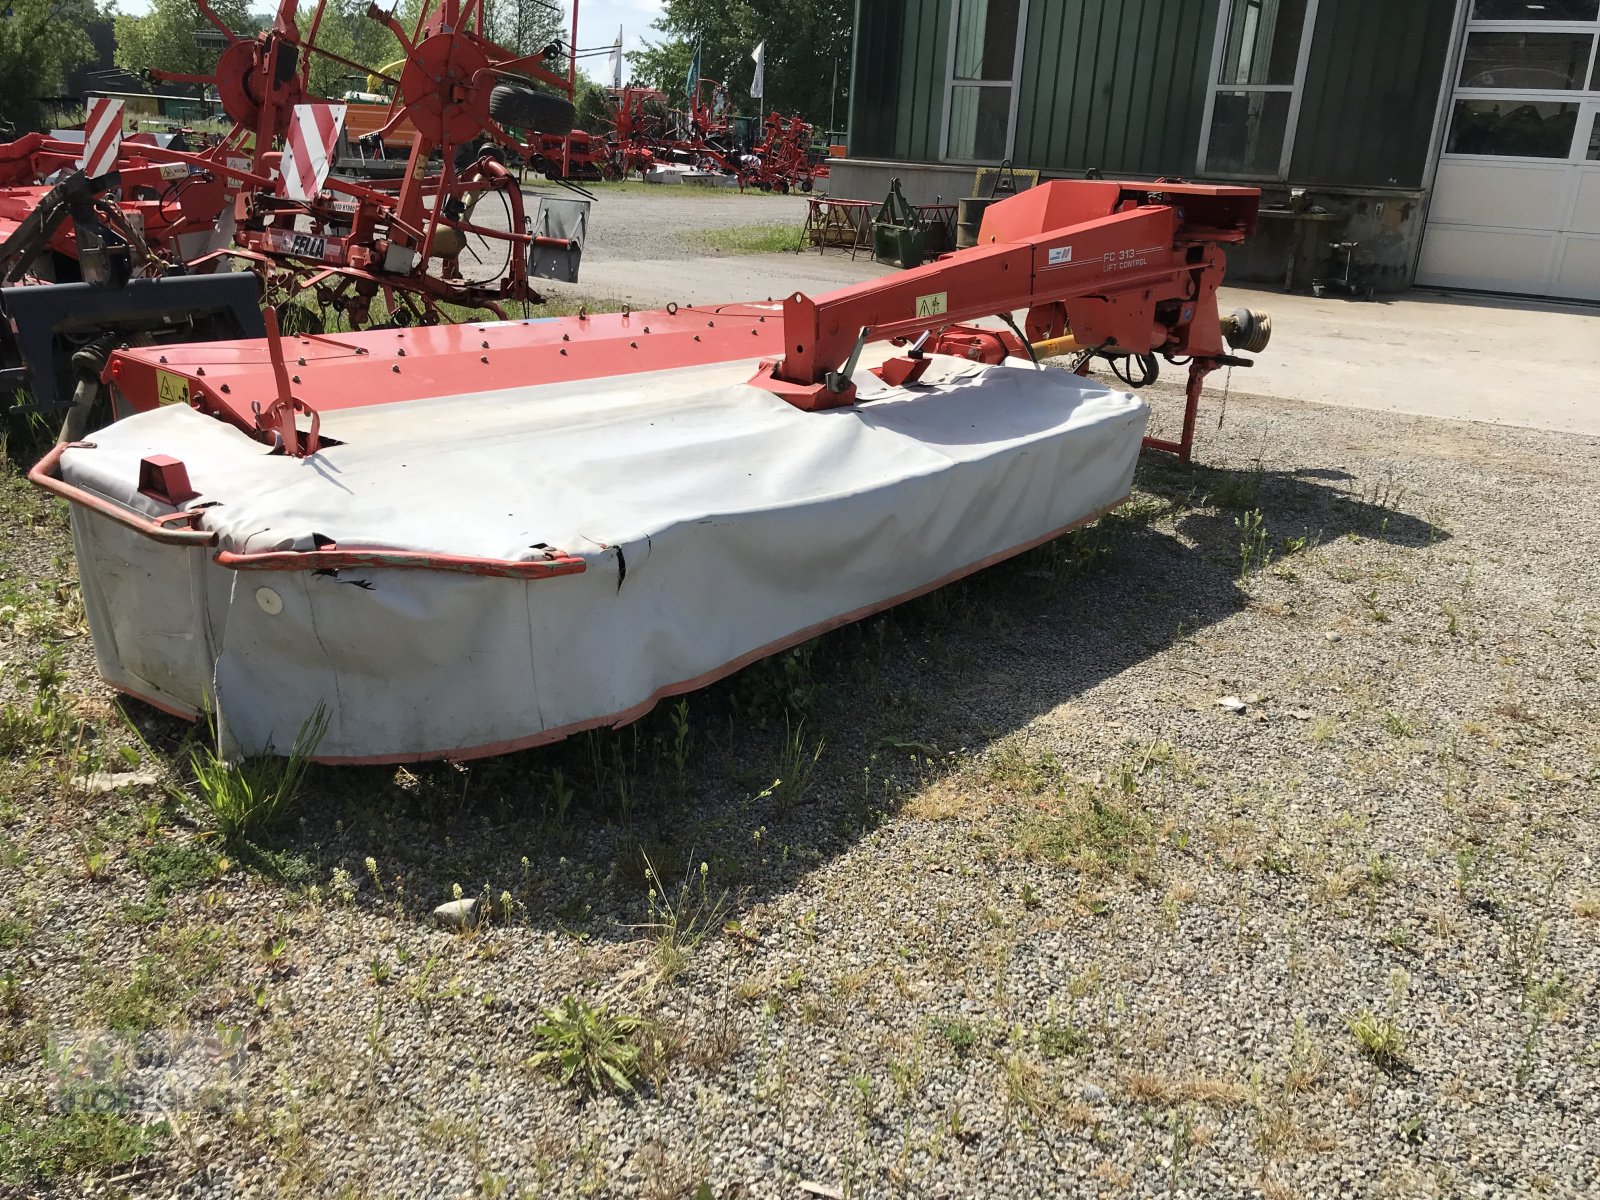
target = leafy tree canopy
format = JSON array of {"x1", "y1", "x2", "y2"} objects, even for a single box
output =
[
  {"x1": 0, "y1": 0, "x2": 101, "y2": 127},
  {"x1": 113, "y1": 0, "x2": 255, "y2": 90},
  {"x1": 626, "y1": 0, "x2": 851, "y2": 129}
]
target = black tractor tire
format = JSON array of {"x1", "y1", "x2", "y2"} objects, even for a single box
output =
[{"x1": 488, "y1": 82, "x2": 575, "y2": 135}]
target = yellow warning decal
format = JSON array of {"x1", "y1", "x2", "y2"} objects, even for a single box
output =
[
  {"x1": 155, "y1": 370, "x2": 190, "y2": 406},
  {"x1": 915, "y1": 291, "x2": 948, "y2": 318}
]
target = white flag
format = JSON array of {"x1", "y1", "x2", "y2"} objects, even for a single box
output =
[
  {"x1": 609, "y1": 26, "x2": 622, "y2": 89},
  {"x1": 750, "y1": 41, "x2": 765, "y2": 99}
]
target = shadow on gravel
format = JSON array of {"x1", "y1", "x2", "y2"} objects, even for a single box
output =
[{"x1": 119, "y1": 447, "x2": 1450, "y2": 948}]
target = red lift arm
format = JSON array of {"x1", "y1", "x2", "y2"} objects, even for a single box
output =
[{"x1": 754, "y1": 179, "x2": 1268, "y2": 460}]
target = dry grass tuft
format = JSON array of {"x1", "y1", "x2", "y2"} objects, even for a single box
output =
[
  {"x1": 1125, "y1": 1072, "x2": 1250, "y2": 1107},
  {"x1": 1056, "y1": 1101, "x2": 1099, "y2": 1128},
  {"x1": 902, "y1": 778, "x2": 985, "y2": 821}
]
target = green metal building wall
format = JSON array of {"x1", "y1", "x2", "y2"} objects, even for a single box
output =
[
  {"x1": 850, "y1": 0, "x2": 953, "y2": 164},
  {"x1": 1011, "y1": 0, "x2": 1221, "y2": 177},
  {"x1": 1290, "y1": 0, "x2": 1456, "y2": 188},
  {"x1": 850, "y1": 0, "x2": 1457, "y2": 189}
]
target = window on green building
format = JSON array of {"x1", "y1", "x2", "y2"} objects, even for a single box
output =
[
  {"x1": 1201, "y1": 0, "x2": 1319, "y2": 179},
  {"x1": 944, "y1": 0, "x2": 1024, "y2": 162}
]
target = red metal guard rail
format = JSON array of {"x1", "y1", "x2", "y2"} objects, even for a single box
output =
[{"x1": 32, "y1": 443, "x2": 589, "y2": 580}]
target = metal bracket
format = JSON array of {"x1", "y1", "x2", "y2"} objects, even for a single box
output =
[{"x1": 824, "y1": 325, "x2": 869, "y2": 394}]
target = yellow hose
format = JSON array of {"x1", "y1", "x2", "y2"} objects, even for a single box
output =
[{"x1": 1029, "y1": 334, "x2": 1083, "y2": 359}]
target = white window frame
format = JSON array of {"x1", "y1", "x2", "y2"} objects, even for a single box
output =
[
  {"x1": 1464, "y1": 0, "x2": 1599, "y2": 27},
  {"x1": 1441, "y1": 12, "x2": 1600, "y2": 165},
  {"x1": 1455, "y1": 17, "x2": 1599, "y2": 93},
  {"x1": 1583, "y1": 98, "x2": 1600, "y2": 160},
  {"x1": 939, "y1": 0, "x2": 1031, "y2": 165},
  {"x1": 1196, "y1": 0, "x2": 1322, "y2": 180}
]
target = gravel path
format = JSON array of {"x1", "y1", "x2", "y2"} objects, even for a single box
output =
[
  {"x1": 0, "y1": 379, "x2": 1597, "y2": 1199},
  {"x1": 529, "y1": 180, "x2": 811, "y2": 262}
]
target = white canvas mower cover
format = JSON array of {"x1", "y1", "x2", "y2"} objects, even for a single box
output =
[{"x1": 54, "y1": 353, "x2": 1146, "y2": 761}]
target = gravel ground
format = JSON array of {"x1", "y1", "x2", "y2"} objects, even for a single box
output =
[
  {"x1": 526, "y1": 181, "x2": 810, "y2": 262},
  {"x1": 1, "y1": 370, "x2": 1596, "y2": 1199}
]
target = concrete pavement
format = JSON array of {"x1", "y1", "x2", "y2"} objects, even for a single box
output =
[
  {"x1": 558, "y1": 251, "x2": 1600, "y2": 438},
  {"x1": 1220, "y1": 286, "x2": 1598, "y2": 438},
  {"x1": 570, "y1": 247, "x2": 886, "y2": 309}
]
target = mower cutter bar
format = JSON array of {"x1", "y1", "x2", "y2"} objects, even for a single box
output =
[{"x1": 105, "y1": 305, "x2": 790, "y2": 431}]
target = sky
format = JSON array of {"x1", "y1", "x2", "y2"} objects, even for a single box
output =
[
  {"x1": 574, "y1": 0, "x2": 667, "y2": 81},
  {"x1": 110, "y1": 0, "x2": 669, "y2": 84}
]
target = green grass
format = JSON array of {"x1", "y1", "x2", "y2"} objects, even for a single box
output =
[
  {"x1": 772, "y1": 717, "x2": 824, "y2": 818},
  {"x1": 88, "y1": 926, "x2": 225, "y2": 1034},
  {"x1": 641, "y1": 858, "x2": 728, "y2": 985},
  {"x1": 0, "y1": 639, "x2": 82, "y2": 762},
  {"x1": 133, "y1": 839, "x2": 221, "y2": 898},
  {"x1": 527, "y1": 996, "x2": 650, "y2": 1096},
  {"x1": 0, "y1": 1099, "x2": 167, "y2": 1184},
  {"x1": 684, "y1": 222, "x2": 804, "y2": 256},
  {"x1": 1236, "y1": 508, "x2": 1272, "y2": 578},
  {"x1": 1349, "y1": 969, "x2": 1411, "y2": 1072},
  {"x1": 1210, "y1": 464, "x2": 1264, "y2": 510},
  {"x1": 983, "y1": 739, "x2": 1062, "y2": 795},
  {"x1": 934, "y1": 1017, "x2": 980, "y2": 1060},
  {"x1": 1348, "y1": 1007, "x2": 1407, "y2": 1070},
  {"x1": 273, "y1": 289, "x2": 628, "y2": 333},
  {"x1": 1013, "y1": 787, "x2": 1153, "y2": 876},
  {"x1": 535, "y1": 293, "x2": 631, "y2": 318},
  {"x1": 88, "y1": 956, "x2": 188, "y2": 1034},
  {"x1": 1037, "y1": 1018, "x2": 1092, "y2": 1059},
  {"x1": 178, "y1": 705, "x2": 327, "y2": 846}
]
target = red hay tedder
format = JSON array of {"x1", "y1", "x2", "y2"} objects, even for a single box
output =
[
  {"x1": 596, "y1": 80, "x2": 822, "y2": 192},
  {"x1": 0, "y1": 0, "x2": 589, "y2": 429},
  {"x1": 157, "y1": 0, "x2": 586, "y2": 325}
]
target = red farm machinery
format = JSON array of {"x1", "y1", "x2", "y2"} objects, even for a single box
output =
[
  {"x1": 31, "y1": 176, "x2": 1272, "y2": 762},
  {"x1": 0, "y1": 0, "x2": 589, "y2": 432},
  {"x1": 595, "y1": 81, "x2": 822, "y2": 192}
]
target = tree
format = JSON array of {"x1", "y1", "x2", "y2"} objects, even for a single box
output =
[
  {"x1": 482, "y1": 0, "x2": 562, "y2": 60},
  {"x1": 625, "y1": 0, "x2": 851, "y2": 127},
  {"x1": 297, "y1": 0, "x2": 406, "y2": 98},
  {"x1": 0, "y1": 0, "x2": 101, "y2": 127},
  {"x1": 113, "y1": 0, "x2": 255, "y2": 92},
  {"x1": 572, "y1": 73, "x2": 611, "y2": 133}
]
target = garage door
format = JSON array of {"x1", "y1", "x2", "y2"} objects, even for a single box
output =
[{"x1": 1418, "y1": 2, "x2": 1600, "y2": 301}]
